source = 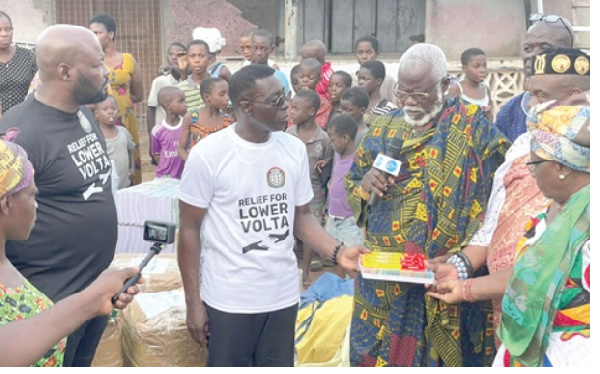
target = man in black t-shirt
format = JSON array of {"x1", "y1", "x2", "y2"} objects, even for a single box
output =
[{"x1": 0, "y1": 25, "x2": 117, "y2": 367}]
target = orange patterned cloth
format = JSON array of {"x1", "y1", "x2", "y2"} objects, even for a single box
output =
[{"x1": 486, "y1": 154, "x2": 547, "y2": 346}]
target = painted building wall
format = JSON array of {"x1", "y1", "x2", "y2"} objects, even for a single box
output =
[
  {"x1": 162, "y1": 0, "x2": 258, "y2": 57},
  {"x1": 425, "y1": 0, "x2": 527, "y2": 61},
  {"x1": 0, "y1": 0, "x2": 54, "y2": 45}
]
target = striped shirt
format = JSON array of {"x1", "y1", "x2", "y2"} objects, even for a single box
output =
[{"x1": 178, "y1": 76, "x2": 205, "y2": 112}]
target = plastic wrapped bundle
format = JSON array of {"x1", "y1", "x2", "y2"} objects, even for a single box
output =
[
  {"x1": 92, "y1": 311, "x2": 124, "y2": 367},
  {"x1": 121, "y1": 289, "x2": 206, "y2": 367},
  {"x1": 109, "y1": 253, "x2": 182, "y2": 293}
]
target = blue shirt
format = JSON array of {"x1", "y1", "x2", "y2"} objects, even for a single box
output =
[
  {"x1": 494, "y1": 92, "x2": 531, "y2": 142},
  {"x1": 274, "y1": 69, "x2": 291, "y2": 94}
]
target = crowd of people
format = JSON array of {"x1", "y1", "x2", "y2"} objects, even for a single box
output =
[{"x1": 0, "y1": 8, "x2": 590, "y2": 368}]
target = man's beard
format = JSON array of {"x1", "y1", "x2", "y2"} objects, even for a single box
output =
[
  {"x1": 404, "y1": 85, "x2": 445, "y2": 128},
  {"x1": 73, "y1": 75, "x2": 109, "y2": 105}
]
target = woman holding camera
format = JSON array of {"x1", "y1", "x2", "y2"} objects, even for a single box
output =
[{"x1": 0, "y1": 139, "x2": 142, "y2": 367}]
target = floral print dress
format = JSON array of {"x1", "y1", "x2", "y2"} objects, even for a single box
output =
[
  {"x1": 108, "y1": 53, "x2": 141, "y2": 184},
  {"x1": 0, "y1": 280, "x2": 66, "y2": 366}
]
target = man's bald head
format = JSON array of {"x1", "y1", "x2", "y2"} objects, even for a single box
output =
[
  {"x1": 523, "y1": 17, "x2": 573, "y2": 76},
  {"x1": 36, "y1": 25, "x2": 102, "y2": 81},
  {"x1": 300, "y1": 40, "x2": 327, "y2": 64},
  {"x1": 34, "y1": 24, "x2": 108, "y2": 107}
]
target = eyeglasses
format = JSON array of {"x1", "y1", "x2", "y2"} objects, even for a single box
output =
[
  {"x1": 525, "y1": 159, "x2": 551, "y2": 173},
  {"x1": 392, "y1": 79, "x2": 443, "y2": 104},
  {"x1": 529, "y1": 13, "x2": 574, "y2": 47},
  {"x1": 246, "y1": 91, "x2": 291, "y2": 107}
]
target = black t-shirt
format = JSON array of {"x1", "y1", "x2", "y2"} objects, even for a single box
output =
[{"x1": 0, "y1": 95, "x2": 117, "y2": 302}]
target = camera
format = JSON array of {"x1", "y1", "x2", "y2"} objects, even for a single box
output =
[{"x1": 143, "y1": 220, "x2": 176, "y2": 244}]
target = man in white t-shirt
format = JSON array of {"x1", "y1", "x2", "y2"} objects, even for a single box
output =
[{"x1": 178, "y1": 64, "x2": 367, "y2": 367}]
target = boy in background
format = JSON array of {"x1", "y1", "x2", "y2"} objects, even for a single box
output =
[
  {"x1": 240, "y1": 28, "x2": 279, "y2": 69},
  {"x1": 340, "y1": 87, "x2": 370, "y2": 146},
  {"x1": 292, "y1": 58, "x2": 331, "y2": 129},
  {"x1": 358, "y1": 60, "x2": 398, "y2": 126},
  {"x1": 325, "y1": 114, "x2": 364, "y2": 278},
  {"x1": 300, "y1": 39, "x2": 334, "y2": 100},
  {"x1": 151, "y1": 86, "x2": 188, "y2": 179},
  {"x1": 251, "y1": 29, "x2": 289, "y2": 93},
  {"x1": 447, "y1": 47, "x2": 492, "y2": 118},
  {"x1": 328, "y1": 70, "x2": 353, "y2": 121},
  {"x1": 95, "y1": 95, "x2": 135, "y2": 190},
  {"x1": 178, "y1": 40, "x2": 211, "y2": 112},
  {"x1": 354, "y1": 35, "x2": 396, "y2": 104},
  {"x1": 286, "y1": 90, "x2": 334, "y2": 287},
  {"x1": 290, "y1": 64, "x2": 301, "y2": 95}
]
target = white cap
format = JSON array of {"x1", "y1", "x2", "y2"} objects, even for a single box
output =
[{"x1": 192, "y1": 27, "x2": 226, "y2": 53}]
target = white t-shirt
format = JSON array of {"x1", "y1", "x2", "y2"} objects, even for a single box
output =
[
  {"x1": 147, "y1": 74, "x2": 178, "y2": 125},
  {"x1": 179, "y1": 125, "x2": 313, "y2": 313}
]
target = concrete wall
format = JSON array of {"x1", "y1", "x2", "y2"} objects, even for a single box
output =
[
  {"x1": 163, "y1": 0, "x2": 257, "y2": 56},
  {"x1": 425, "y1": 0, "x2": 527, "y2": 61},
  {"x1": 0, "y1": 0, "x2": 54, "y2": 45}
]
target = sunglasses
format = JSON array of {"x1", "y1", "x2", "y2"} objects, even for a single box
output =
[
  {"x1": 246, "y1": 91, "x2": 291, "y2": 107},
  {"x1": 529, "y1": 13, "x2": 574, "y2": 47}
]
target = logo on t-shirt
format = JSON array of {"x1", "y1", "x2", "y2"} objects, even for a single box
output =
[
  {"x1": 266, "y1": 167, "x2": 285, "y2": 188},
  {"x1": 77, "y1": 110, "x2": 93, "y2": 134},
  {"x1": 238, "y1": 193, "x2": 291, "y2": 254}
]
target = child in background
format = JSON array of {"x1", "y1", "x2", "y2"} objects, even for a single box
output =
[
  {"x1": 290, "y1": 64, "x2": 301, "y2": 95},
  {"x1": 358, "y1": 60, "x2": 397, "y2": 114},
  {"x1": 325, "y1": 114, "x2": 364, "y2": 278},
  {"x1": 300, "y1": 39, "x2": 334, "y2": 100},
  {"x1": 340, "y1": 87, "x2": 370, "y2": 146},
  {"x1": 147, "y1": 42, "x2": 186, "y2": 164},
  {"x1": 192, "y1": 27, "x2": 232, "y2": 81},
  {"x1": 178, "y1": 77, "x2": 233, "y2": 161},
  {"x1": 448, "y1": 47, "x2": 492, "y2": 117},
  {"x1": 251, "y1": 29, "x2": 289, "y2": 93},
  {"x1": 286, "y1": 90, "x2": 334, "y2": 287},
  {"x1": 240, "y1": 29, "x2": 279, "y2": 69},
  {"x1": 95, "y1": 95, "x2": 135, "y2": 190},
  {"x1": 177, "y1": 40, "x2": 211, "y2": 112},
  {"x1": 328, "y1": 70, "x2": 353, "y2": 121},
  {"x1": 291, "y1": 58, "x2": 331, "y2": 129},
  {"x1": 354, "y1": 35, "x2": 396, "y2": 104},
  {"x1": 151, "y1": 86, "x2": 188, "y2": 179}
]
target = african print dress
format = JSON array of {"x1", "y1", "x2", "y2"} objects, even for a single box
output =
[
  {"x1": 345, "y1": 98, "x2": 509, "y2": 366},
  {"x1": 187, "y1": 109, "x2": 233, "y2": 149},
  {"x1": 0, "y1": 280, "x2": 66, "y2": 366},
  {"x1": 108, "y1": 53, "x2": 141, "y2": 184},
  {"x1": 495, "y1": 188, "x2": 590, "y2": 367}
]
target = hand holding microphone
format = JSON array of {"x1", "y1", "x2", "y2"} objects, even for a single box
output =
[{"x1": 365, "y1": 136, "x2": 403, "y2": 206}]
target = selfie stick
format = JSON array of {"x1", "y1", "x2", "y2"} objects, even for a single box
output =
[{"x1": 111, "y1": 242, "x2": 165, "y2": 304}]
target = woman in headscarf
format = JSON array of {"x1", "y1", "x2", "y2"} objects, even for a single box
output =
[
  {"x1": 428, "y1": 103, "x2": 590, "y2": 366},
  {"x1": 495, "y1": 103, "x2": 590, "y2": 367},
  {"x1": 0, "y1": 139, "x2": 141, "y2": 366}
]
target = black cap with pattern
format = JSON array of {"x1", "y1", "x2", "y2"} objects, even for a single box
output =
[{"x1": 531, "y1": 47, "x2": 590, "y2": 76}]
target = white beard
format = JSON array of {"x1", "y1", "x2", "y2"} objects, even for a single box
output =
[{"x1": 404, "y1": 86, "x2": 445, "y2": 128}]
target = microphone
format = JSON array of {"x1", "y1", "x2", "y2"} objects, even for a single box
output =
[{"x1": 368, "y1": 136, "x2": 403, "y2": 206}]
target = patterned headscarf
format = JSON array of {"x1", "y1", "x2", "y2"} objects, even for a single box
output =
[
  {"x1": 0, "y1": 139, "x2": 35, "y2": 199},
  {"x1": 526, "y1": 102, "x2": 590, "y2": 172}
]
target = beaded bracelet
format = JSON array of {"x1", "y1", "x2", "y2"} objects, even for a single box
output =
[
  {"x1": 446, "y1": 253, "x2": 473, "y2": 280},
  {"x1": 462, "y1": 279, "x2": 476, "y2": 303},
  {"x1": 331, "y1": 242, "x2": 345, "y2": 266},
  {"x1": 456, "y1": 252, "x2": 474, "y2": 278}
]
